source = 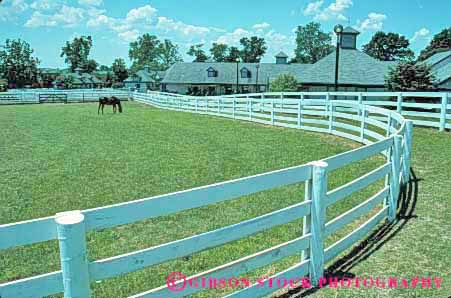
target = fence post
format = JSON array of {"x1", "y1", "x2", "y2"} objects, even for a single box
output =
[
  {"x1": 249, "y1": 96, "x2": 252, "y2": 120},
  {"x1": 271, "y1": 98, "x2": 275, "y2": 125},
  {"x1": 396, "y1": 93, "x2": 403, "y2": 114},
  {"x1": 328, "y1": 101, "x2": 334, "y2": 133},
  {"x1": 309, "y1": 161, "x2": 328, "y2": 286},
  {"x1": 301, "y1": 178, "x2": 312, "y2": 261},
  {"x1": 233, "y1": 97, "x2": 236, "y2": 119},
  {"x1": 360, "y1": 106, "x2": 368, "y2": 142},
  {"x1": 389, "y1": 136, "x2": 402, "y2": 222},
  {"x1": 55, "y1": 211, "x2": 91, "y2": 298},
  {"x1": 280, "y1": 92, "x2": 284, "y2": 109},
  {"x1": 218, "y1": 98, "x2": 221, "y2": 114},
  {"x1": 358, "y1": 93, "x2": 363, "y2": 116},
  {"x1": 298, "y1": 99, "x2": 302, "y2": 128},
  {"x1": 439, "y1": 93, "x2": 447, "y2": 131},
  {"x1": 195, "y1": 98, "x2": 198, "y2": 112},
  {"x1": 403, "y1": 120, "x2": 414, "y2": 183}
]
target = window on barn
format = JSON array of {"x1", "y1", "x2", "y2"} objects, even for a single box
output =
[
  {"x1": 207, "y1": 67, "x2": 218, "y2": 77},
  {"x1": 240, "y1": 67, "x2": 251, "y2": 78}
]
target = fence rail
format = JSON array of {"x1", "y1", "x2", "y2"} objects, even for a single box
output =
[
  {"x1": 0, "y1": 91, "x2": 415, "y2": 298},
  {"x1": 0, "y1": 89, "x2": 130, "y2": 104}
]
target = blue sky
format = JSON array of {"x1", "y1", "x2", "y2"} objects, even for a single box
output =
[{"x1": 1, "y1": 0, "x2": 450, "y2": 68}]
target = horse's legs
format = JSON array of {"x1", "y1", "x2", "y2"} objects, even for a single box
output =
[
  {"x1": 113, "y1": 104, "x2": 116, "y2": 113},
  {"x1": 102, "y1": 104, "x2": 104, "y2": 115},
  {"x1": 98, "y1": 103, "x2": 101, "y2": 115}
]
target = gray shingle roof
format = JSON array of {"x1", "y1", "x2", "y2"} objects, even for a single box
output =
[
  {"x1": 301, "y1": 49, "x2": 397, "y2": 86},
  {"x1": 125, "y1": 69, "x2": 166, "y2": 83},
  {"x1": 433, "y1": 62, "x2": 451, "y2": 84},
  {"x1": 422, "y1": 50, "x2": 451, "y2": 67},
  {"x1": 162, "y1": 49, "x2": 395, "y2": 87},
  {"x1": 275, "y1": 51, "x2": 288, "y2": 58},
  {"x1": 343, "y1": 26, "x2": 360, "y2": 34},
  {"x1": 421, "y1": 50, "x2": 451, "y2": 84},
  {"x1": 162, "y1": 62, "x2": 312, "y2": 85}
]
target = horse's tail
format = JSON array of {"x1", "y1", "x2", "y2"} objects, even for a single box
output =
[{"x1": 117, "y1": 101, "x2": 123, "y2": 113}]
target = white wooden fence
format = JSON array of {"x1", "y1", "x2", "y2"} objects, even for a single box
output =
[{"x1": 0, "y1": 90, "x2": 418, "y2": 298}]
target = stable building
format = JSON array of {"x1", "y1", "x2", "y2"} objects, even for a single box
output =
[
  {"x1": 124, "y1": 67, "x2": 166, "y2": 92},
  {"x1": 421, "y1": 50, "x2": 451, "y2": 91},
  {"x1": 159, "y1": 26, "x2": 401, "y2": 95}
]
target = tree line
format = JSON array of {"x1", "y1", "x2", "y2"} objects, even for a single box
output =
[{"x1": 0, "y1": 22, "x2": 450, "y2": 90}]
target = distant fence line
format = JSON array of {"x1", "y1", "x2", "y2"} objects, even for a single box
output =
[
  {"x1": 146, "y1": 91, "x2": 451, "y2": 131},
  {"x1": 1, "y1": 91, "x2": 413, "y2": 298},
  {"x1": 0, "y1": 89, "x2": 130, "y2": 104}
]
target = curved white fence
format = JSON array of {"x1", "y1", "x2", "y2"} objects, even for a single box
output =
[{"x1": 0, "y1": 91, "x2": 413, "y2": 298}]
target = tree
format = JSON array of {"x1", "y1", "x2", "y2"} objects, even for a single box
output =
[
  {"x1": 417, "y1": 27, "x2": 451, "y2": 61},
  {"x1": 61, "y1": 36, "x2": 97, "y2": 72},
  {"x1": 239, "y1": 36, "x2": 267, "y2": 63},
  {"x1": 270, "y1": 74, "x2": 299, "y2": 92},
  {"x1": 385, "y1": 61, "x2": 436, "y2": 91},
  {"x1": 129, "y1": 34, "x2": 162, "y2": 72},
  {"x1": 225, "y1": 46, "x2": 241, "y2": 62},
  {"x1": 158, "y1": 39, "x2": 183, "y2": 69},
  {"x1": 112, "y1": 58, "x2": 128, "y2": 83},
  {"x1": 129, "y1": 34, "x2": 182, "y2": 72},
  {"x1": 84, "y1": 59, "x2": 98, "y2": 73},
  {"x1": 0, "y1": 39, "x2": 40, "y2": 88},
  {"x1": 292, "y1": 22, "x2": 334, "y2": 64},
  {"x1": 210, "y1": 43, "x2": 229, "y2": 62},
  {"x1": 187, "y1": 44, "x2": 209, "y2": 62},
  {"x1": 63, "y1": 75, "x2": 75, "y2": 89},
  {"x1": 363, "y1": 32, "x2": 414, "y2": 61},
  {"x1": 99, "y1": 65, "x2": 110, "y2": 71}
]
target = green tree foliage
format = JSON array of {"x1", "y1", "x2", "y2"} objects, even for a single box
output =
[
  {"x1": 129, "y1": 34, "x2": 182, "y2": 71},
  {"x1": 0, "y1": 39, "x2": 40, "y2": 88},
  {"x1": 112, "y1": 58, "x2": 128, "y2": 83},
  {"x1": 99, "y1": 65, "x2": 110, "y2": 71},
  {"x1": 129, "y1": 34, "x2": 161, "y2": 71},
  {"x1": 225, "y1": 46, "x2": 241, "y2": 62},
  {"x1": 159, "y1": 39, "x2": 183, "y2": 69},
  {"x1": 363, "y1": 32, "x2": 414, "y2": 61},
  {"x1": 61, "y1": 36, "x2": 98, "y2": 73},
  {"x1": 417, "y1": 27, "x2": 451, "y2": 61},
  {"x1": 63, "y1": 75, "x2": 75, "y2": 89},
  {"x1": 292, "y1": 22, "x2": 334, "y2": 64},
  {"x1": 385, "y1": 61, "x2": 436, "y2": 91},
  {"x1": 210, "y1": 43, "x2": 229, "y2": 62},
  {"x1": 239, "y1": 36, "x2": 267, "y2": 63},
  {"x1": 270, "y1": 74, "x2": 299, "y2": 92},
  {"x1": 187, "y1": 44, "x2": 209, "y2": 62}
]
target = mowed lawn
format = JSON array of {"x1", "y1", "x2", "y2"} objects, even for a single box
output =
[{"x1": 0, "y1": 101, "x2": 449, "y2": 298}]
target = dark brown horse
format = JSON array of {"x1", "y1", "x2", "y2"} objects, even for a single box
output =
[{"x1": 98, "y1": 96, "x2": 123, "y2": 115}]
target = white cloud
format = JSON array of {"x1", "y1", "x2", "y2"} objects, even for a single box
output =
[
  {"x1": 30, "y1": 0, "x2": 63, "y2": 11},
  {"x1": 410, "y1": 27, "x2": 430, "y2": 42},
  {"x1": 0, "y1": 0, "x2": 29, "y2": 22},
  {"x1": 303, "y1": 0, "x2": 323, "y2": 15},
  {"x1": 156, "y1": 17, "x2": 212, "y2": 37},
  {"x1": 25, "y1": 5, "x2": 85, "y2": 28},
  {"x1": 86, "y1": 14, "x2": 111, "y2": 27},
  {"x1": 303, "y1": 0, "x2": 352, "y2": 21},
  {"x1": 216, "y1": 28, "x2": 251, "y2": 45},
  {"x1": 216, "y1": 23, "x2": 294, "y2": 61},
  {"x1": 118, "y1": 30, "x2": 140, "y2": 42},
  {"x1": 78, "y1": 0, "x2": 103, "y2": 6},
  {"x1": 125, "y1": 5, "x2": 157, "y2": 23},
  {"x1": 252, "y1": 22, "x2": 271, "y2": 31},
  {"x1": 356, "y1": 13, "x2": 387, "y2": 32}
]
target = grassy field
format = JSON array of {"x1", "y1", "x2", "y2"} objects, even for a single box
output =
[{"x1": 0, "y1": 101, "x2": 449, "y2": 298}]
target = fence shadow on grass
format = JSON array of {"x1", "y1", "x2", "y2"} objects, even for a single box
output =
[{"x1": 278, "y1": 168, "x2": 421, "y2": 298}]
